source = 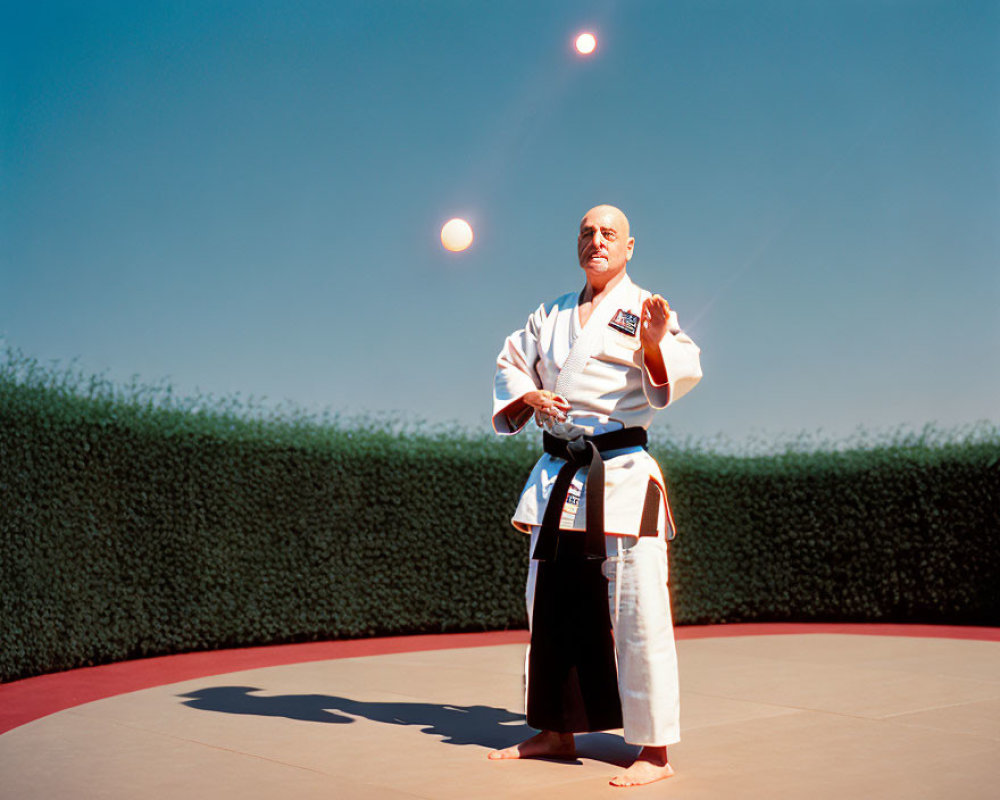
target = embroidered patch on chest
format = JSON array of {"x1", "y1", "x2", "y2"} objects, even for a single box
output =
[{"x1": 608, "y1": 309, "x2": 640, "y2": 337}]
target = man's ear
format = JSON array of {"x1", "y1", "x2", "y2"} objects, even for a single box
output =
[{"x1": 625, "y1": 237, "x2": 635, "y2": 261}]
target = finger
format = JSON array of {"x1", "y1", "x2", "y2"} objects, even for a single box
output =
[
  {"x1": 551, "y1": 395, "x2": 571, "y2": 410},
  {"x1": 535, "y1": 393, "x2": 556, "y2": 410}
]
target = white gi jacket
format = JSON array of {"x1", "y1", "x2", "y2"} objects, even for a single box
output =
[{"x1": 493, "y1": 274, "x2": 702, "y2": 538}]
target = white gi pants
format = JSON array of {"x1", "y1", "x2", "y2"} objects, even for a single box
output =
[{"x1": 524, "y1": 526, "x2": 681, "y2": 747}]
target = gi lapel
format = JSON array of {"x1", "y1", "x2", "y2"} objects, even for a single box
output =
[{"x1": 554, "y1": 275, "x2": 635, "y2": 399}]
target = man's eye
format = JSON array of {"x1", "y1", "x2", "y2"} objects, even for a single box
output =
[{"x1": 604, "y1": 232, "x2": 616, "y2": 240}]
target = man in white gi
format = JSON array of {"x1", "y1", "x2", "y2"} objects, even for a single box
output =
[{"x1": 487, "y1": 205, "x2": 702, "y2": 787}]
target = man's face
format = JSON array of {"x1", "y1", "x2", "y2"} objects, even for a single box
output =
[{"x1": 577, "y1": 206, "x2": 634, "y2": 283}]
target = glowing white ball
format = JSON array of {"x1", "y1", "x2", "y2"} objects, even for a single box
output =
[
  {"x1": 441, "y1": 218, "x2": 474, "y2": 252},
  {"x1": 575, "y1": 32, "x2": 596, "y2": 55}
]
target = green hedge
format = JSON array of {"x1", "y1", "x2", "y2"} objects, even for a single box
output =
[
  {"x1": 1, "y1": 349, "x2": 998, "y2": 681},
  {"x1": 664, "y1": 443, "x2": 1000, "y2": 625}
]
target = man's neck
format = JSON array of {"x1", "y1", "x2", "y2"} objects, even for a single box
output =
[{"x1": 582, "y1": 269, "x2": 628, "y2": 305}]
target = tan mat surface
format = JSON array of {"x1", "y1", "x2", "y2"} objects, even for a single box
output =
[{"x1": 1, "y1": 634, "x2": 998, "y2": 799}]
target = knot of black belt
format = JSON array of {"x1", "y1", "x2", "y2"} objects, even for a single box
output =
[{"x1": 532, "y1": 427, "x2": 648, "y2": 562}]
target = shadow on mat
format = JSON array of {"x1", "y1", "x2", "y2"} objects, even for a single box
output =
[{"x1": 177, "y1": 685, "x2": 638, "y2": 763}]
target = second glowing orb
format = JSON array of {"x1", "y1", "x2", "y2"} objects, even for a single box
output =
[{"x1": 575, "y1": 32, "x2": 597, "y2": 55}]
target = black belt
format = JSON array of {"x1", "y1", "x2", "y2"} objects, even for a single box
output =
[{"x1": 533, "y1": 427, "x2": 660, "y2": 562}]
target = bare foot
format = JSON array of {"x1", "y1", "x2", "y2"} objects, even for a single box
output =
[
  {"x1": 609, "y1": 746, "x2": 674, "y2": 787},
  {"x1": 488, "y1": 730, "x2": 576, "y2": 760}
]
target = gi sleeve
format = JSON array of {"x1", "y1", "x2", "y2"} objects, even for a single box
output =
[
  {"x1": 642, "y1": 309, "x2": 703, "y2": 409},
  {"x1": 492, "y1": 303, "x2": 546, "y2": 434}
]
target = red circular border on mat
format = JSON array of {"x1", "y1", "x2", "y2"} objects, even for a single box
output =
[{"x1": 1, "y1": 624, "x2": 997, "y2": 735}]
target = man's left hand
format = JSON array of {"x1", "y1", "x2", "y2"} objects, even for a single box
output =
[{"x1": 640, "y1": 294, "x2": 670, "y2": 350}]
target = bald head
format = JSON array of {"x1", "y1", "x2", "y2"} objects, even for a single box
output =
[
  {"x1": 581, "y1": 205, "x2": 630, "y2": 239},
  {"x1": 577, "y1": 205, "x2": 635, "y2": 290}
]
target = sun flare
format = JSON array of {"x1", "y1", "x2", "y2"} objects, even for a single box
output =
[{"x1": 441, "y1": 218, "x2": 474, "y2": 252}]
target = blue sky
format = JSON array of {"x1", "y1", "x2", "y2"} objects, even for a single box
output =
[{"x1": 3, "y1": 0, "x2": 998, "y2": 444}]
